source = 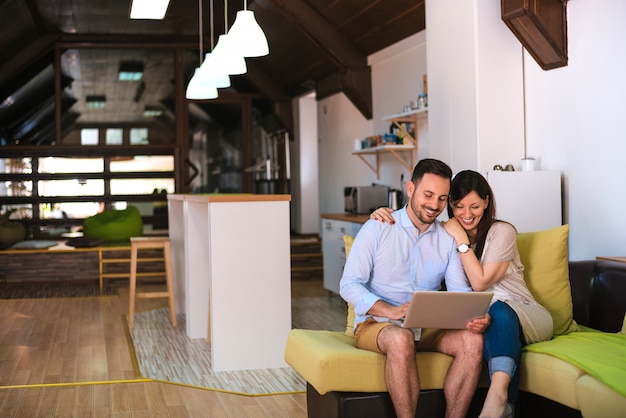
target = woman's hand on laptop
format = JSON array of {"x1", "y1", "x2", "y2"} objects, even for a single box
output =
[{"x1": 466, "y1": 313, "x2": 491, "y2": 334}]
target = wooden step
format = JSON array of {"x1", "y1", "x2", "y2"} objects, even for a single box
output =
[{"x1": 290, "y1": 234, "x2": 323, "y2": 280}]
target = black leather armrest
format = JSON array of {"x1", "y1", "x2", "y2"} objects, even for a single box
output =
[{"x1": 568, "y1": 261, "x2": 596, "y2": 328}]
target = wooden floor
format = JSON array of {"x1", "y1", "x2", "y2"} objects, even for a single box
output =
[{"x1": 0, "y1": 278, "x2": 345, "y2": 417}]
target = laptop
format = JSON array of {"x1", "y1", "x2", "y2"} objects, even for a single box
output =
[{"x1": 400, "y1": 291, "x2": 493, "y2": 329}]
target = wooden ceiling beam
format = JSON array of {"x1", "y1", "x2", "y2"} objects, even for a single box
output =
[
  {"x1": 0, "y1": 33, "x2": 60, "y2": 88},
  {"x1": 316, "y1": 68, "x2": 372, "y2": 120},
  {"x1": 502, "y1": 0, "x2": 569, "y2": 70},
  {"x1": 265, "y1": 0, "x2": 367, "y2": 69},
  {"x1": 265, "y1": 0, "x2": 372, "y2": 119}
]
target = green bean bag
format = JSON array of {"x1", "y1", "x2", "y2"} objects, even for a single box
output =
[{"x1": 83, "y1": 206, "x2": 143, "y2": 241}]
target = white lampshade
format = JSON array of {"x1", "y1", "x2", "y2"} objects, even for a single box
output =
[
  {"x1": 210, "y1": 34, "x2": 247, "y2": 75},
  {"x1": 197, "y1": 53, "x2": 231, "y2": 88},
  {"x1": 228, "y1": 10, "x2": 269, "y2": 57},
  {"x1": 186, "y1": 68, "x2": 218, "y2": 99}
]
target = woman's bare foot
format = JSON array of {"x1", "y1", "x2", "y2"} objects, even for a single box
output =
[{"x1": 478, "y1": 372, "x2": 511, "y2": 418}]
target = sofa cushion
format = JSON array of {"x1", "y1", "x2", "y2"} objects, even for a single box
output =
[
  {"x1": 519, "y1": 351, "x2": 585, "y2": 410},
  {"x1": 575, "y1": 374, "x2": 626, "y2": 418},
  {"x1": 285, "y1": 329, "x2": 454, "y2": 395},
  {"x1": 517, "y1": 225, "x2": 579, "y2": 335}
]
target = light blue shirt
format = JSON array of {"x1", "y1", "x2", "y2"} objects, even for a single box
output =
[{"x1": 339, "y1": 206, "x2": 471, "y2": 328}]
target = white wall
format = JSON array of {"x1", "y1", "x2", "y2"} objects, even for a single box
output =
[
  {"x1": 317, "y1": 94, "x2": 373, "y2": 215},
  {"x1": 524, "y1": 0, "x2": 626, "y2": 259},
  {"x1": 426, "y1": 0, "x2": 524, "y2": 172},
  {"x1": 317, "y1": 32, "x2": 427, "y2": 216},
  {"x1": 316, "y1": 0, "x2": 626, "y2": 260},
  {"x1": 291, "y1": 93, "x2": 319, "y2": 234}
]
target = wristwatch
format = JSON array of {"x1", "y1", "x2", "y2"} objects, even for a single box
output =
[{"x1": 457, "y1": 243, "x2": 471, "y2": 253}]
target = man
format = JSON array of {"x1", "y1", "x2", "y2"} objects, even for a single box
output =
[{"x1": 339, "y1": 158, "x2": 489, "y2": 418}]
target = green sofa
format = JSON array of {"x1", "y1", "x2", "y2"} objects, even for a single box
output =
[{"x1": 284, "y1": 225, "x2": 626, "y2": 417}]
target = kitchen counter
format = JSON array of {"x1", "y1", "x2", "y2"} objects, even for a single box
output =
[
  {"x1": 321, "y1": 213, "x2": 371, "y2": 224},
  {"x1": 167, "y1": 193, "x2": 291, "y2": 372}
]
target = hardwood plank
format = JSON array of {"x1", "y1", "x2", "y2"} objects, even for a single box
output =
[
  {"x1": 0, "y1": 278, "x2": 335, "y2": 416},
  {"x1": 110, "y1": 382, "x2": 131, "y2": 414},
  {"x1": 55, "y1": 387, "x2": 76, "y2": 417},
  {"x1": 73, "y1": 385, "x2": 94, "y2": 417}
]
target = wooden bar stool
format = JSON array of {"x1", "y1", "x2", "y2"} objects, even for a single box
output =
[{"x1": 128, "y1": 236, "x2": 177, "y2": 330}]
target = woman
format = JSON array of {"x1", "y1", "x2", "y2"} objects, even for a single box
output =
[{"x1": 371, "y1": 170, "x2": 553, "y2": 418}]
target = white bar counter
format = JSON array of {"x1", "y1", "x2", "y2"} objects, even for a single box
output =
[{"x1": 167, "y1": 193, "x2": 292, "y2": 372}]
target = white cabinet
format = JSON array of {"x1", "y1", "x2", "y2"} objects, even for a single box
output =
[
  {"x1": 321, "y1": 218, "x2": 363, "y2": 294},
  {"x1": 485, "y1": 170, "x2": 562, "y2": 233}
]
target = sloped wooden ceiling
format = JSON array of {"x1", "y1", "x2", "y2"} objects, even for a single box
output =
[{"x1": 0, "y1": 0, "x2": 426, "y2": 146}]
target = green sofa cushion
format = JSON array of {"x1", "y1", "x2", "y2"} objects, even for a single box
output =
[
  {"x1": 525, "y1": 332, "x2": 626, "y2": 397},
  {"x1": 517, "y1": 225, "x2": 579, "y2": 335}
]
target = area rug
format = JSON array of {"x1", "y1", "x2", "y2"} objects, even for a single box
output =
[
  {"x1": 127, "y1": 308, "x2": 306, "y2": 395},
  {"x1": 0, "y1": 282, "x2": 117, "y2": 299}
]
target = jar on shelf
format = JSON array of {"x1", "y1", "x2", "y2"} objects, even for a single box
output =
[{"x1": 417, "y1": 94, "x2": 428, "y2": 109}]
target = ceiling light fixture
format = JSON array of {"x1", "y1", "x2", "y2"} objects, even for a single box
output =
[
  {"x1": 186, "y1": 0, "x2": 220, "y2": 99},
  {"x1": 143, "y1": 106, "x2": 163, "y2": 117},
  {"x1": 86, "y1": 95, "x2": 106, "y2": 109},
  {"x1": 196, "y1": 0, "x2": 231, "y2": 88},
  {"x1": 130, "y1": 0, "x2": 170, "y2": 20},
  {"x1": 118, "y1": 61, "x2": 144, "y2": 81},
  {"x1": 206, "y1": 0, "x2": 247, "y2": 76},
  {"x1": 228, "y1": 0, "x2": 269, "y2": 57}
]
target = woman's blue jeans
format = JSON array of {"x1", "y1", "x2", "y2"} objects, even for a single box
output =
[{"x1": 484, "y1": 300, "x2": 523, "y2": 404}]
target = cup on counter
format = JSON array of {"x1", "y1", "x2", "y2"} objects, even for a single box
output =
[
  {"x1": 521, "y1": 157, "x2": 536, "y2": 171},
  {"x1": 354, "y1": 139, "x2": 361, "y2": 150}
]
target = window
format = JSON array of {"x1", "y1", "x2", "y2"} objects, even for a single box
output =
[
  {"x1": 130, "y1": 128, "x2": 148, "y2": 145},
  {"x1": 106, "y1": 128, "x2": 123, "y2": 145},
  {"x1": 81, "y1": 128, "x2": 99, "y2": 145},
  {"x1": 0, "y1": 151, "x2": 175, "y2": 239}
]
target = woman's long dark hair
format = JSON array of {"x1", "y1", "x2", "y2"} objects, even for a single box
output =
[{"x1": 446, "y1": 170, "x2": 497, "y2": 259}]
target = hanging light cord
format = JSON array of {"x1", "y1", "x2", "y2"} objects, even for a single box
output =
[
  {"x1": 224, "y1": 0, "x2": 228, "y2": 33},
  {"x1": 198, "y1": 0, "x2": 203, "y2": 64},
  {"x1": 210, "y1": 0, "x2": 215, "y2": 50}
]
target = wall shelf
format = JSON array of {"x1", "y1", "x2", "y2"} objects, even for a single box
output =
[
  {"x1": 352, "y1": 108, "x2": 427, "y2": 178},
  {"x1": 352, "y1": 145, "x2": 416, "y2": 177}
]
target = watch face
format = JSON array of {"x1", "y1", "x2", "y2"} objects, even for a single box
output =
[{"x1": 458, "y1": 243, "x2": 470, "y2": 253}]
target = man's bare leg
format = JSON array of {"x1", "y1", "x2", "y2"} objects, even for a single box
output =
[
  {"x1": 378, "y1": 326, "x2": 420, "y2": 418},
  {"x1": 436, "y1": 329, "x2": 484, "y2": 418}
]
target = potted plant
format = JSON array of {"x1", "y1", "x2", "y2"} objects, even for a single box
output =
[{"x1": 0, "y1": 208, "x2": 26, "y2": 248}]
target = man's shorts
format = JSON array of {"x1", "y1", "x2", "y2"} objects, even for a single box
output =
[{"x1": 354, "y1": 317, "x2": 446, "y2": 354}]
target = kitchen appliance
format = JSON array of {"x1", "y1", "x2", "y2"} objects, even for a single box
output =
[
  {"x1": 344, "y1": 186, "x2": 389, "y2": 214},
  {"x1": 388, "y1": 189, "x2": 403, "y2": 210}
]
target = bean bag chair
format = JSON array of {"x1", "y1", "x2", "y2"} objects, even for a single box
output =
[{"x1": 83, "y1": 206, "x2": 143, "y2": 241}]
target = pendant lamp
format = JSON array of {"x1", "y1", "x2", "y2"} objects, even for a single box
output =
[
  {"x1": 186, "y1": 68, "x2": 218, "y2": 99},
  {"x1": 186, "y1": 0, "x2": 222, "y2": 99},
  {"x1": 207, "y1": 33, "x2": 247, "y2": 76},
  {"x1": 196, "y1": 0, "x2": 231, "y2": 87},
  {"x1": 228, "y1": 1, "x2": 269, "y2": 57}
]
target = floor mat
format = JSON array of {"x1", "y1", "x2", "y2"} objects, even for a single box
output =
[{"x1": 127, "y1": 308, "x2": 306, "y2": 395}]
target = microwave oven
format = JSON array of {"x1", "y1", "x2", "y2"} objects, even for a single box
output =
[{"x1": 344, "y1": 186, "x2": 389, "y2": 214}]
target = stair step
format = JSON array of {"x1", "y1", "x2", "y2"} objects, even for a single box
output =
[
  {"x1": 291, "y1": 266, "x2": 324, "y2": 272},
  {"x1": 291, "y1": 252, "x2": 323, "y2": 259},
  {"x1": 290, "y1": 234, "x2": 323, "y2": 280}
]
